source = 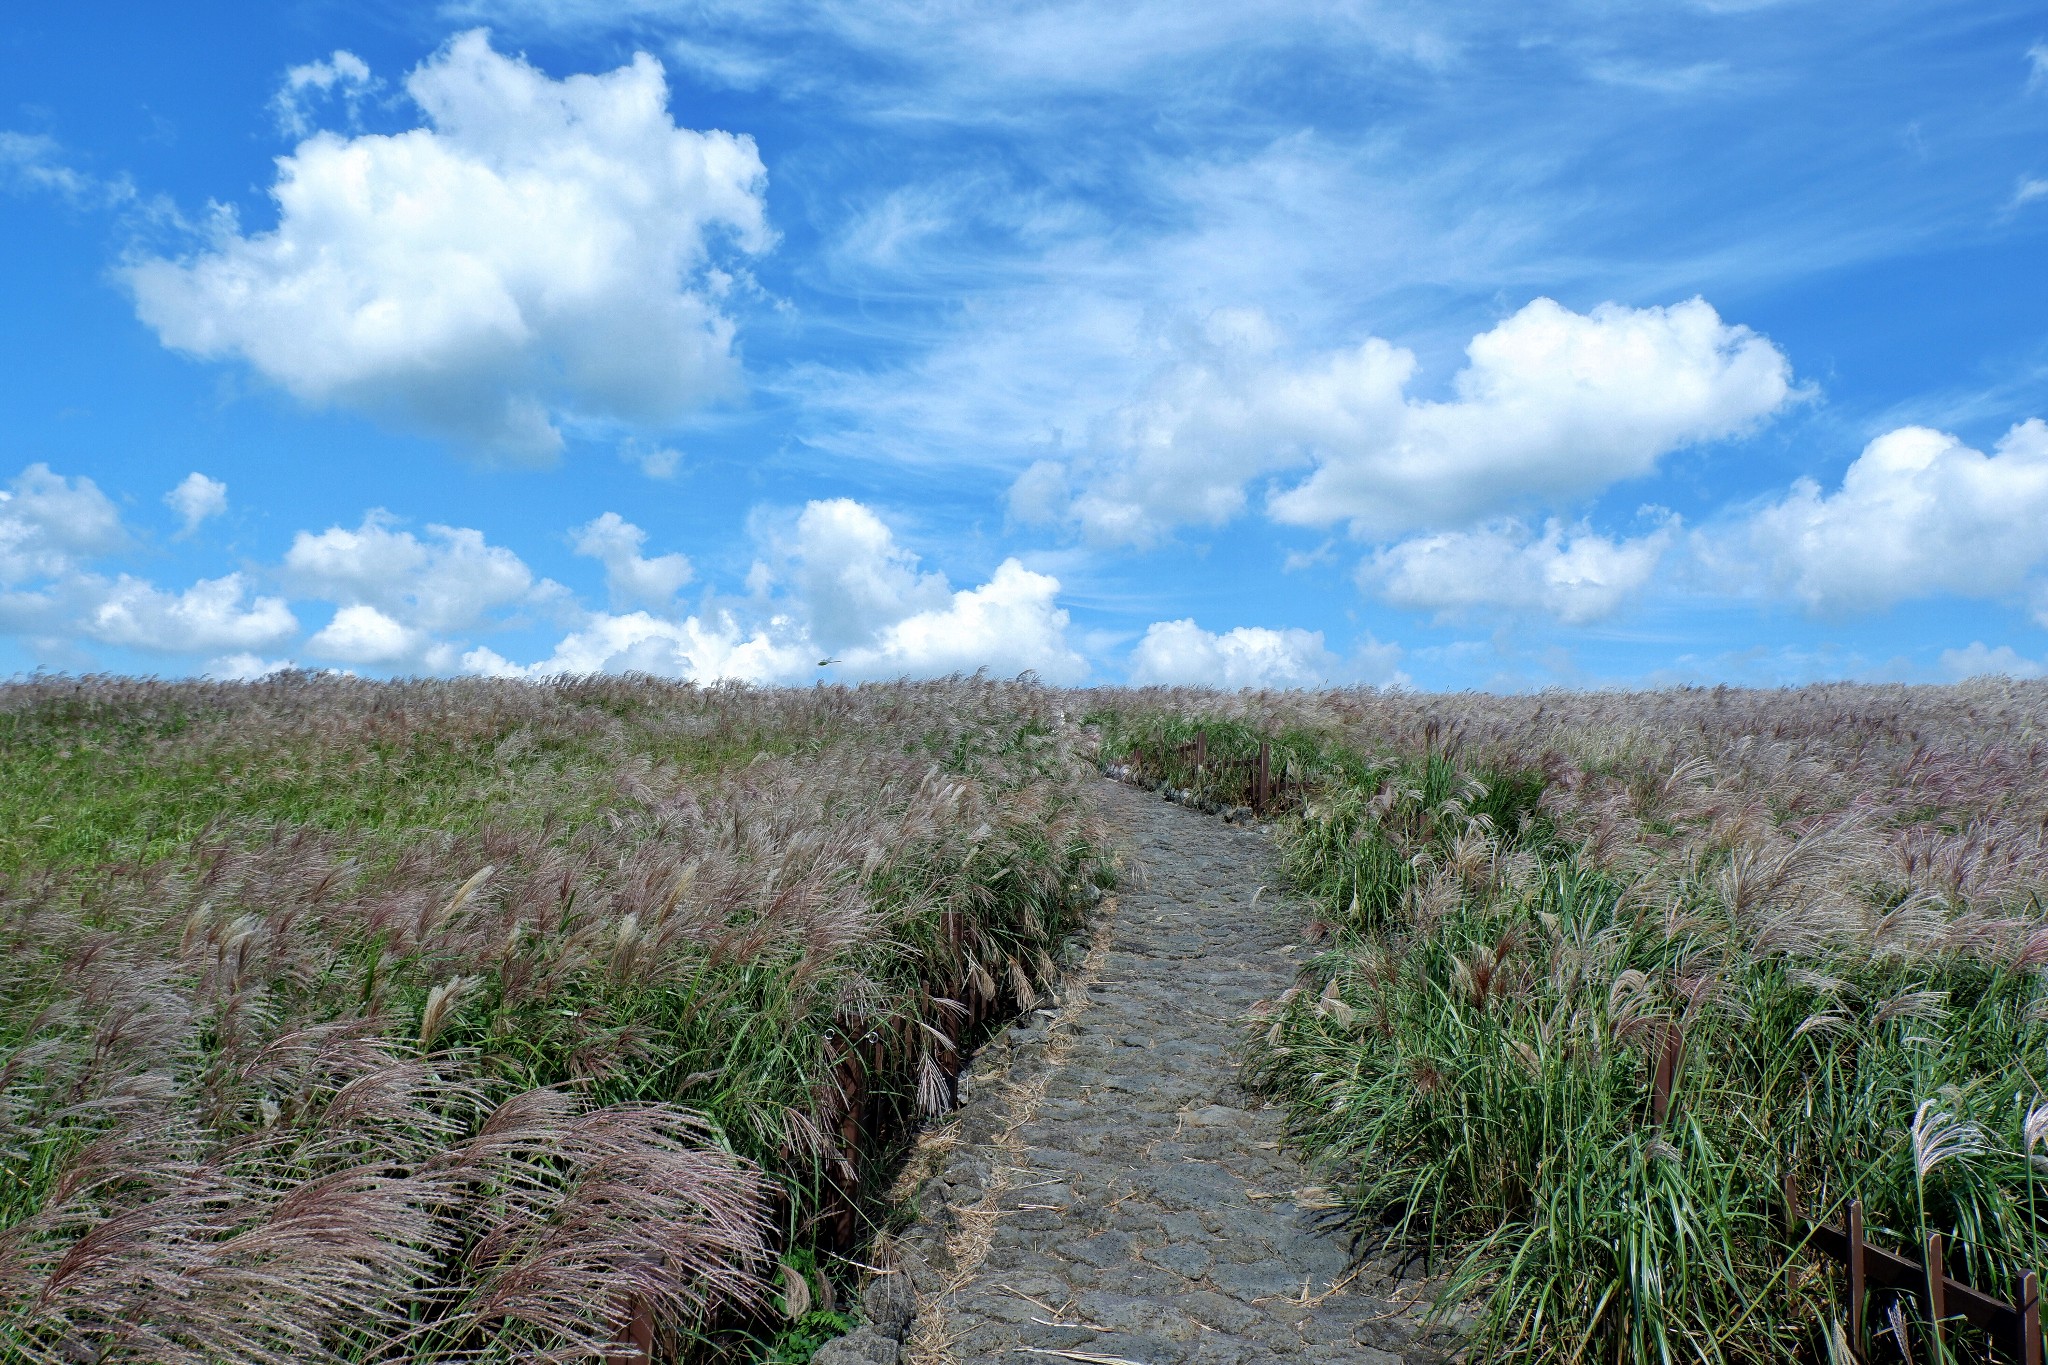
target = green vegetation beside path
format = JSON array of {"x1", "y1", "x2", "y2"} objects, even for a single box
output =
[{"x1": 1094, "y1": 684, "x2": 2048, "y2": 1364}]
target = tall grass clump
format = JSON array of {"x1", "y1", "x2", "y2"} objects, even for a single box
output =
[
  {"x1": 0, "y1": 672, "x2": 1110, "y2": 1363},
  {"x1": 1088, "y1": 682, "x2": 2048, "y2": 1364}
]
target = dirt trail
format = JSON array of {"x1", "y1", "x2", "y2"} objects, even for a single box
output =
[{"x1": 824, "y1": 778, "x2": 1455, "y2": 1365}]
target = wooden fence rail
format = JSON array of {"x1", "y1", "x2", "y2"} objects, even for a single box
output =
[
  {"x1": 1122, "y1": 731, "x2": 1302, "y2": 814},
  {"x1": 1782, "y1": 1184, "x2": 2042, "y2": 1364},
  {"x1": 1650, "y1": 1022, "x2": 2042, "y2": 1364}
]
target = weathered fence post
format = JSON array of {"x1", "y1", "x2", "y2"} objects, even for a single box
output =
[
  {"x1": 2021, "y1": 1271, "x2": 2042, "y2": 1365},
  {"x1": 1848, "y1": 1199, "x2": 1867, "y2": 1359},
  {"x1": 1650, "y1": 1024, "x2": 1683, "y2": 1124},
  {"x1": 1194, "y1": 730, "x2": 1206, "y2": 770},
  {"x1": 1926, "y1": 1230, "x2": 1948, "y2": 1344},
  {"x1": 832, "y1": 1031, "x2": 864, "y2": 1248},
  {"x1": 1256, "y1": 741, "x2": 1270, "y2": 811},
  {"x1": 609, "y1": 1295, "x2": 656, "y2": 1363},
  {"x1": 1789, "y1": 1190, "x2": 2041, "y2": 1362}
]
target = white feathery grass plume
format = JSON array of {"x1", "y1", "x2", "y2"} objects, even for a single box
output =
[
  {"x1": 608, "y1": 912, "x2": 642, "y2": 982},
  {"x1": 1315, "y1": 976, "x2": 1356, "y2": 1028},
  {"x1": 778, "y1": 1259, "x2": 812, "y2": 1320},
  {"x1": 419, "y1": 864, "x2": 496, "y2": 941},
  {"x1": 418, "y1": 975, "x2": 482, "y2": 1053},
  {"x1": 916, "y1": 1052, "x2": 952, "y2": 1117},
  {"x1": 1007, "y1": 957, "x2": 1039, "y2": 1009},
  {"x1": 1911, "y1": 1097, "x2": 1987, "y2": 1179},
  {"x1": 2023, "y1": 1098, "x2": 2048, "y2": 1153},
  {"x1": 1791, "y1": 1009, "x2": 1851, "y2": 1040}
]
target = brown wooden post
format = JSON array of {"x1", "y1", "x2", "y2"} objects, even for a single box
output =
[
  {"x1": 1195, "y1": 730, "x2": 1206, "y2": 770},
  {"x1": 833, "y1": 1034, "x2": 863, "y2": 1249},
  {"x1": 1848, "y1": 1200, "x2": 1867, "y2": 1360},
  {"x1": 1256, "y1": 741, "x2": 1270, "y2": 811},
  {"x1": 1925, "y1": 1229, "x2": 1947, "y2": 1339},
  {"x1": 609, "y1": 1295, "x2": 655, "y2": 1363},
  {"x1": 874, "y1": 1031, "x2": 887, "y2": 1109},
  {"x1": 1650, "y1": 1024, "x2": 1681, "y2": 1124},
  {"x1": 2021, "y1": 1270, "x2": 2042, "y2": 1365}
]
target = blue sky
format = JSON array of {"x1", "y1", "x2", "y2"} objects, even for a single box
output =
[{"x1": 3, "y1": 1, "x2": 2047, "y2": 690}]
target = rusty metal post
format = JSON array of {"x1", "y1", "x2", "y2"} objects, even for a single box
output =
[{"x1": 1848, "y1": 1200, "x2": 1867, "y2": 1359}]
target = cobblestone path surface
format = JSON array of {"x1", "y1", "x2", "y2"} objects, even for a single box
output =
[{"x1": 827, "y1": 778, "x2": 1454, "y2": 1365}]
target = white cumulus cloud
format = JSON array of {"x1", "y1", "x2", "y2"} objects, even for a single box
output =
[
  {"x1": 572, "y1": 512, "x2": 694, "y2": 609},
  {"x1": 285, "y1": 512, "x2": 538, "y2": 633},
  {"x1": 165, "y1": 472, "x2": 229, "y2": 537},
  {"x1": 1368, "y1": 516, "x2": 1676, "y2": 624},
  {"x1": 1026, "y1": 297, "x2": 1794, "y2": 545},
  {"x1": 0, "y1": 463, "x2": 126, "y2": 584},
  {"x1": 283, "y1": 510, "x2": 550, "y2": 670},
  {"x1": 0, "y1": 464, "x2": 296, "y2": 665},
  {"x1": 205, "y1": 652, "x2": 297, "y2": 681},
  {"x1": 475, "y1": 497, "x2": 1086, "y2": 683},
  {"x1": 86, "y1": 573, "x2": 297, "y2": 653},
  {"x1": 1127, "y1": 618, "x2": 1403, "y2": 689},
  {"x1": 272, "y1": 50, "x2": 378, "y2": 138},
  {"x1": 763, "y1": 498, "x2": 1085, "y2": 681},
  {"x1": 1940, "y1": 642, "x2": 2045, "y2": 681},
  {"x1": 128, "y1": 30, "x2": 772, "y2": 459},
  {"x1": 309, "y1": 604, "x2": 435, "y2": 667},
  {"x1": 1732, "y1": 419, "x2": 2048, "y2": 614},
  {"x1": 1272, "y1": 297, "x2": 1793, "y2": 535},
  {"x1": 775, "y1": 498, "x2": 950, "y2": 656},
  {"x1": 464, "y1": 609, "x2": 808, "y2": 682},
  {"x1": 842, "y1": 558, "x2": 1085, "y2": 682}
]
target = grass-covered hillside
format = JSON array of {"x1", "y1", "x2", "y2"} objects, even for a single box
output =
[
  {"x1": 0, "y1": 674, "x2": 1109, "y2": 1364},
  {"x1": 15, "y1": 671, "x2": 2048, "y2": 1364},
  {"x1": 1092, "y1": 682, "x2": 2048, "y2": 1364}
]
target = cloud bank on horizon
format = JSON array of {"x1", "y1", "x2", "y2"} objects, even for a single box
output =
[{"x1": 3, "y1": 5, "x2": 2047, "y2": 691}]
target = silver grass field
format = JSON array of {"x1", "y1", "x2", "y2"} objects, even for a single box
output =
[
  {"x1": 11, "y1": 673, "x2": 2048, "y2": 1363},
  {"x1": 0, "y1": 674, "x2": 1108, "y2": 1363}
]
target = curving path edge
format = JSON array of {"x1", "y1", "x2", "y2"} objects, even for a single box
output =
[{"x1": 821, "y1": 778, "x2": 1458, "y2": 1365}]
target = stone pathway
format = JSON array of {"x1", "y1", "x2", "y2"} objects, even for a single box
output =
[{"x1": 827, "y1": 778, "x2": 1455, "y2": 1365}]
